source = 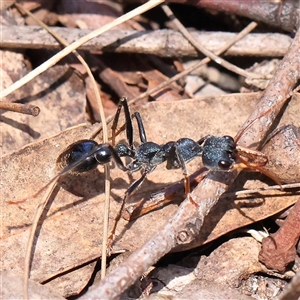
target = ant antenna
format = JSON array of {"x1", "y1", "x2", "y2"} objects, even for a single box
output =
[{"x1": 234, "y1": 84, "x2": 300, "y2": 145}]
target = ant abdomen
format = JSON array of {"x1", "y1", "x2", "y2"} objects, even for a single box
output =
[{"x1": 57, "y1": 140, "x2": 99, "y2": 173}]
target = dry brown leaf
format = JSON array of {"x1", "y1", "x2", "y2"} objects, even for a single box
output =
[
  {"x1": 1, "y1": 94, "x2": 299, "y2": 296},
  {"x1": 1, "y1": 65, "x2": 86, "y2": 155},
  {"x1": 1, "y1": 270, "x2": 65, "y2": 300},
  {"x1": 43, "y1": 262, "x2": 98, "y2": 297},
  {"x1": 138, "y1": 69, "x2": 185, "y2": 101},
  {"x1": 195, "y1": 237, "x2": 269, "y2": 287}
]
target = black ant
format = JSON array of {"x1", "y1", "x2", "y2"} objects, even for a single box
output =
[
  {"x1": 11, "y1": 97, "x2": 280, "y2": 246},
  {"x1": 122, "y1": 133, "x2": 280, "y2": 220}
]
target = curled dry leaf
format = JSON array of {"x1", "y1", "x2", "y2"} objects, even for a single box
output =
[
  {"x1": 195, "y1": 237, "x2": 268, "y2": 287},
  {"x1": 259, "y1": 198, "x2": 300, "y2": 273}
]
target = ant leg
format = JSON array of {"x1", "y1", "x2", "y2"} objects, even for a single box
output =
[
  {"x1": 232, "y1": 153, "x2": 282, "y2": 188},
  {"x1": 102, "y1": 144, "x2": 129, "y2": 172},
  {"x1": 111, "y1": 97, "x2": 133, "y2": 148},
  {"x1": 111, "y1": 99, "x2": 124, "y2": 146},
  {"x1": 174, "y1": 144, "x2": 191, "y2": 194},
  {"x1": 107, "y1": 169, "x2": 152, "y2": 252},
  {"x1": 169, "y1": 142, "x2": 200, "y2": 207},
  {"x1": 235, "y1": 145, "x2": 268, "y2": 167},
  {"x1": 166, "y1": 142, "x2": 191, "y2": 194},
  {"x1": 131, "y1": 112, "x2": 147, "y2": 143}
]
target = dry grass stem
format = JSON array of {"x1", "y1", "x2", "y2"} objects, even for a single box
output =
[
  {"x1": 161, "y1": 4, "x2": 269, "y2": 80},
  {"x1": 128, "y1": 21, "x2": 258, "y2": 106},
  {"x1": 0, "y1": 0, "x2": 165, "y2": 99}
]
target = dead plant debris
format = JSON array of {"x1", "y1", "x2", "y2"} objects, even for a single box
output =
[{"x1": 1, "y1": 1, "x2": 300, "y2": 299}]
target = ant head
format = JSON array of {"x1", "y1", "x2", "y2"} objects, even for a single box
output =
[{"x1": 202, "y1": 136, "x2": 237, "y2": 171}]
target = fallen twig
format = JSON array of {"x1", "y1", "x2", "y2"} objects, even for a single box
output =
[
  {"x1": 0, "y1": 101, "x2": 40, "y2": 116},
  {"x1": 162, "y1": 0, "x2": 299, "y2": 32},
  {"x1": 161, "y1": 4, "x2": 269, "y2": 79},
  {"x1": 1, "y1": 25, "x2": 291, "y2": 57}
]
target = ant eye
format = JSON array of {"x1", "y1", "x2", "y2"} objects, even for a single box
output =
[
  {"x1": 218, "y1": 160, "x2": 232, "y2": 170},
  {"x1": 223, "y1": 136, "x2": 234, "y2": 142}
]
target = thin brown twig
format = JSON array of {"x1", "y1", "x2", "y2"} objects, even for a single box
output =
[
  {"x1": 23, "y1": 179, "x2": 58, "y2": 300},
  {"x1": 227, "y1": 182, "x2": 300, "y2": 198},
  {"x1": 1, "y1": 25, "x2": 291, "y2": 58},
  {"x1": 161, "y1": 4, "x2": 269, "y2": 80},
  {"x1": 0, "y1": 101, "x2": 40, "y2": 116}
]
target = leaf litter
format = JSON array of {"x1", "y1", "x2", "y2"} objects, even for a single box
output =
[
  {"x1": 2, "y1": 93, "x2": 300, "y2": 296},
  {"x1": 1, "y1": 1, "x2": 300, "y2": 299}
]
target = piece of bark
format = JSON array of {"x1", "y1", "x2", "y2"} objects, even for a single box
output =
[
  {"x1": 169, "y1": 0, "x2": 300, "y2": 32},
  {"x1": 1, "y1": 25, "x2": 292, "y2": 57}
]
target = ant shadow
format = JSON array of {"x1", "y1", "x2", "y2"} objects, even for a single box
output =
[
  {"x1": 113, "y1": 169, "x2": 282, "y2": 252},
  {"x1": 51, "y1": 167, "x2": 131, "y2": 210}
]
